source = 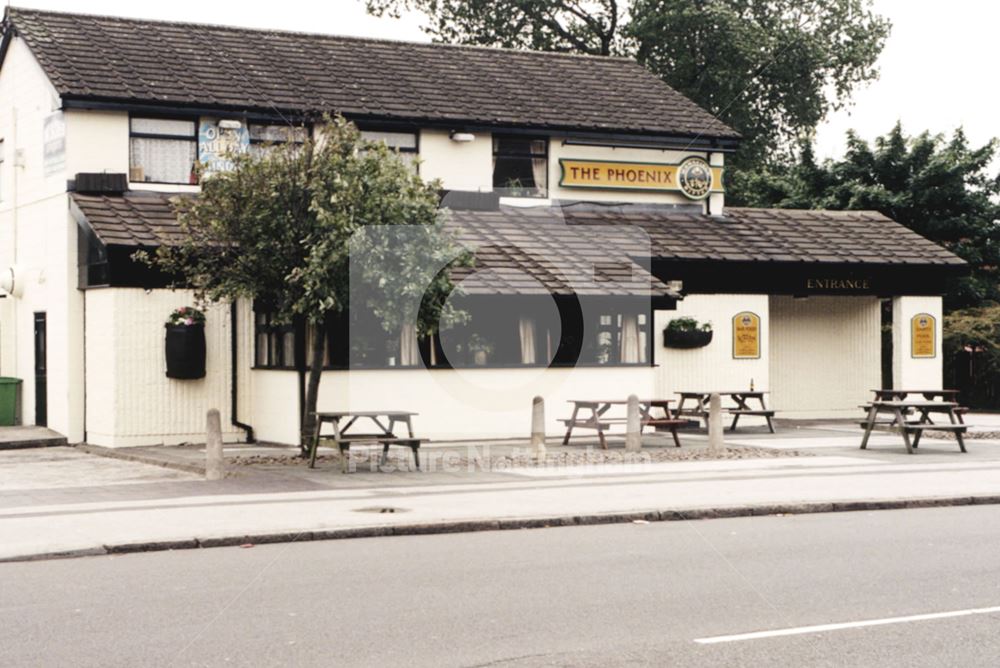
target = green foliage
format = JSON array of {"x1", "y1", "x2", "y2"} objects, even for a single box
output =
[
  {"x1": 153, "y1": 116, "x2": 464, "y2": 332},
  {"x1": 666, "y1": 316, "x2": 712, "y2": 333},
  {"x1": 165, "y1": 306, "x2": 205, "y2": 327},
  {"x1": 367, "y1": 0, "x2": 889, "y2": 171},
  {"x1": 943, "y1": 305, "x2": 1000, "y2": 407},
  {"x1": 149, "y1": 116, "x2": 468, "y2": 449},
  {"x1": 739, "y1": 124, "x2": 1000, "y2": 309}
]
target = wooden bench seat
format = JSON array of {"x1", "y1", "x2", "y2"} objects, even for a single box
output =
[
  {"x1": 333, "y1": 437, "x2": 422, "y2": 472},
  {"x1": 727, "y1": 409, "x2": 775, "y2": 433}
]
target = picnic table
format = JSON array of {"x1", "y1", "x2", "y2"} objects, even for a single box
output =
[
  {"x1": 859, "y1": 400, "x2": 967, "y2": 454},
  {"x1": 308, "y1": 410, "x2": 421, "y2": 472},
  {"x1": 561, "y1": 399, "x2": 687, "y2": 449},
  {"x1": 674, "y1": 391, "x2": 775, "y2": 433},
  {"x1": 868, "y1": 389, "x2": 966, "y2": 423}
]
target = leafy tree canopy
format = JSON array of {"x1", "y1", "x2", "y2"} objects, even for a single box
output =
[
  {"x1": 737, "y1": 123, "x2": 1000, "y2": 310},
  {"x1": 366, "y1": 0, "x2": 890, "y2": 170},
  {"x1": 147, "y1": 116, "x2": 466, "y2": 449}
]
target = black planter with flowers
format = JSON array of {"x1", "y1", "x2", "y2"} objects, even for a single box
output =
[
  {"x1": 663, "y1": 317, "x2": 714, "y2": 349},
  {"x1": 165, "y1": 307, "x2": 206, "y2": 379}
]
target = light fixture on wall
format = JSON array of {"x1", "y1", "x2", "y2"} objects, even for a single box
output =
[
  {"x1": 218, "y1": 119, "x2": 243, "y2": 130},
  {"x1": 450, "y1": 131, "x2": 475, "y2": 143}
]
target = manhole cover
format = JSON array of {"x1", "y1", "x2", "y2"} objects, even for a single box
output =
[{"x1": 353, "y1": 506, "x2": 410, "y2": 514}]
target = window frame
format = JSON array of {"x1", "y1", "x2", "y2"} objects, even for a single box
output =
[
  {"x1": 252, "y1": 309, "x2": 300, "y2": 370},
  {"x1": 128, "y1": 113, "x2": 199, "y2": 186},
  {"x1": 358, "y1": 125, "x2": 420, "y2": 173},
  {"x1": 247, "y1": 122, "x2": 311, "y2": 150},
  {"x1": 492, "y1": 134, "x2": 549, "y2": 198}
]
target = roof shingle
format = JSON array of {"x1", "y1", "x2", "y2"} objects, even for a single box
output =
[{"x1": 3, "y1": 6, "x2": 738, "y2": 139}]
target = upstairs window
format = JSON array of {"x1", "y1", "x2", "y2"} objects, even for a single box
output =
[
  {"x1": 249, "y1": 123, "x2": 309, "y2": 157},
  {"x1": 129, "y1": 117, "x2": 197, "y2": 184},
  {"x1": 493, "y1": 136, "x2": 547, "y2": 197},
  {"x1": 361, "y1": 130, "x2": 418, "y2": 168}
]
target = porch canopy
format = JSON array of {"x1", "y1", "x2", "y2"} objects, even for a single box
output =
[{"x1": 70, "y1": 192, "x2": 966, "y2": 297}]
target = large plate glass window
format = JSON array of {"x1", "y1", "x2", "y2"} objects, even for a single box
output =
[
  {"x1": 360, "y1": 130, "x2": 418, "y2": 168},
  {"x1": 493, "y1": 136, "x2": 548, "y2": 197},
  {"x1": 129, "y1": 117, "x2": 197, "y2": 184}
]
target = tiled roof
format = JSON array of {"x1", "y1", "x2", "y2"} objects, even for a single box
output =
[
  {"x1": 70, "y1": 192, "x2": 966, "y2": 271},
  {"x1": 2, "y1": 7, "x2": 738, "y2": 139},
  {"x1": 448, "y1": 213, "x2": 673, "y2": 298},
  {"x1": 70, "y1": 192, "x2": 193, "y2": 247},
  {"x1": 69, "y1": 192, "x2": 676, "y2": 299},
  {"x1": 561, "y1": 206, "x2": 968, "y2": 266}
]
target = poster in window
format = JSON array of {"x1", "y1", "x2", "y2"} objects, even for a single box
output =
[
  {"x1": 198, "y1": 119, "x2": 249, "y2": 176},
  {"x1": 42, "y1": 112, "x2": 66, "y2": 177},
  {"x1": 911, "y1": 313, "x2": 937, "y2": 358},
  {"x1": 733, "y1": 312, "x2": 761, "y2": 359}
]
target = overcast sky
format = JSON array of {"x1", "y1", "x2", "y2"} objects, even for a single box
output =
[{"x1": 9, "y1": 0, "x2": 997, "y2": 162}]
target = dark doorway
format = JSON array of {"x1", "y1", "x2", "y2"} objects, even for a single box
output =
[{"x1": 34, "y1": 312, "x2": 47, "y2": 427}]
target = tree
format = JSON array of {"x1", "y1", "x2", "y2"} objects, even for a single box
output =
[
  {"x1": 738, "y1": 123, "x2": 1000, "y2": 310},
  {"x1": 366, "y1": 0, "x2": 890, "y2": 173},
  {"x1": 148, "y1": 117, "x2": 465, "y2": 453}
]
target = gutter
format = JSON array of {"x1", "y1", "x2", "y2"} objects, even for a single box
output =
[{"x1": 230, "y1": 302, "x2": 254, "y2": 443}]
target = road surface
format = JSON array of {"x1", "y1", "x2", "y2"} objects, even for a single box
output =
[{"x1": 3, "y1": 505, "x2": 1000, "y2": 666}]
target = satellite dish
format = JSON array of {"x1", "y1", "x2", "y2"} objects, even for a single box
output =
[{"x1": 0, "y1": 266, "x2": 25, "y2": 298}]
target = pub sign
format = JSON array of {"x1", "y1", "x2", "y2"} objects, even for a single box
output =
[
  {"x1": 911, "y1": 313, "x2": 937, "y2": 358},
  {"x1": 733, "y1": 311, "x2": 761, "y2": 359},
  {"x1": 559, "y1": 157, "x2": 724, "y2": 200}
]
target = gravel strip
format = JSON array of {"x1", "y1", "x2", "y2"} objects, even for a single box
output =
[{"x1": 233, "y1": 445, "x2": 808, "y2": 472}]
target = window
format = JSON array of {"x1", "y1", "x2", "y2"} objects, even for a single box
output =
[
  {"x1": 581, "y1": 312, "x2": 649, "y2": 365},
  {"x1": 249, "y1": 123, "x2": 309, "y2": 157},
  {"x1": 360, "y1": 130, "x2": 418, "y2": 167},
  {"x1": 492, "y1": 136, "x2": 547, "y2": 197},
  {"x1": 254, "y1": 311, "x2": 297, "y2": 369},
  {"x1": 129, "y1": 117, "x2": 197, "y2": 184}
]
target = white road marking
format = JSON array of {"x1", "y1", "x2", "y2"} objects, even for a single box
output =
[{"x1": 694, "y1": 606, "x2": 1000, "y2": 644}]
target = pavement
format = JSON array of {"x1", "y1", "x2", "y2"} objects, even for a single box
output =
[
  {"x1": 3, "y1": 506, "x2": 1000, "y2": 666},
  {"x1": 0, "y1": 425, "x2": 67, "y2": 449},
  {"x1": 2, "y1": 420, "x2": 1000, "y2": 562}
]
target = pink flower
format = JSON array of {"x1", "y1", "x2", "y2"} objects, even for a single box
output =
[{"x1": 185, "y1": 318, "x2": 195, "y2": 326}]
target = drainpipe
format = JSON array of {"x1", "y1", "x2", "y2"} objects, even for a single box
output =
[{"x1": 230, "y1": 301, "x2": 255, "y2": 442}]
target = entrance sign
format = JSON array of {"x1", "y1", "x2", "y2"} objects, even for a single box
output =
[
  {"x1": 559, "y1": 157, "x2": 723, "y2": 199},
  {"x1": 911, "y1": 313, "x2": 936, "y2": 358},
  {"x1": 733, "y1": 311, "x2": 761, "y2": 359}
]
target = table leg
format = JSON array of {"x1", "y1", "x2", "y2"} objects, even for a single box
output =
[
  {"x1": 949, "y1": 409, "x2": 968, "y2": 453},
  {"x1": 593, "y1": 406, "x2": 607, "y2": 450},
  {"x1": 562, "y1": 405, "x2": 580, "y2": 445},
  {"x1": 896, "y1": 408, "x2": 914, "y2": 454},
  {"x1": 860, "y1": 405, "x2": 878, "y2": 450},
  {"x1": 670, "y1": 426, "x2": 681, "y2": 448},
  {"x1": 309, "y1": 415, "x2": 324, "y2": 469}
]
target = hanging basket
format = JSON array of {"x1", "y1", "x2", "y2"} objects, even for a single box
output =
[
  {"x1": 165, "y1": 324, "x2": 206, "y2": 379},
  {"x1": 663, "y1": 328, "x2": 713, "y2": 349}
]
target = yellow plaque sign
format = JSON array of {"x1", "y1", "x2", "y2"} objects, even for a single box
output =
[
  {"x1": 733, "y1": 312, "x2": 761, "y2": 359},
  {"x1": 559, "y1": 158, "x2": 724, "y2": 199},
  {"x1": 911, "y1": 313, "x2": 936, "y2": 358}
]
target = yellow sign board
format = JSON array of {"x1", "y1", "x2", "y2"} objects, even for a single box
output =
[
  {"x1": 559, "y1": 157, "x2": 724, "y2": 199},
  {"x1": 733, "y1": 311, "x2": 761, "y2": 359},
  {"x1": 911, "y1": 313, "x2": 937, "y2": 358}
]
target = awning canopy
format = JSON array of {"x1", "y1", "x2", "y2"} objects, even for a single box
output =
[{"x1": 71, "y1": 192, "x2": 966, "y2": 297}]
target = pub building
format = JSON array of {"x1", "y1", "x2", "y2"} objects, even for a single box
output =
[{"x1": 0, "y1": 7, "x2": 965, "y2": 445}]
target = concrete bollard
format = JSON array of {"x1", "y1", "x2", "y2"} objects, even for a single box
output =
[
  {"x1": 625, "y1": 394, "x2": 642, "y2": 452},
  {"x1": 531, "y1": 396, "x2": 547, "y2": 460},
  {"x1": 708, "y1": 393, "x2": 724, "y2": 455},
  {"x1": 206, "y1": 408, "x2": 224, "y2": 481}
]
